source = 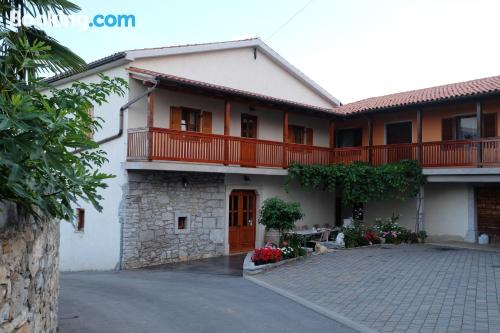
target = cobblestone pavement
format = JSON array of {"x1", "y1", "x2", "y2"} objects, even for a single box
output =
[{"x1": 250, "y1": 245, "x2": 500, "y2": 333}]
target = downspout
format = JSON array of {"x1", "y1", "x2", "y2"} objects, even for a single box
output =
[
  {"x1": 73, "y1": 77, "x2": 159, "y2": 154},
  {"x1": 71, "y1": 77, "x2": 159, "y2": 270},
  {"x1": 117, "y1": 78, "x2": 159, "y2": 270}
]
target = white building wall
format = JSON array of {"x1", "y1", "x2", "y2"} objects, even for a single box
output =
[
  {"x1": 147, "y1": 88, "x2": 330, "y2": 147},
  {"x1": 57, "y1": 65, "x2": 129, "y2": 271},
  {"x1": 363, "y1": 182, "x2": 471, "y2": 241},
  {"x1": 224, "y1": 174, "x2": 335, "y2": 249},
  {"x1": 131, "y1": 47, "x2": 334, "y2": 109}
]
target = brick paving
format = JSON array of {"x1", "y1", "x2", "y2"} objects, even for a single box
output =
[{"x1": 251, "y1": 245, "x2": 500, "y2": 333}]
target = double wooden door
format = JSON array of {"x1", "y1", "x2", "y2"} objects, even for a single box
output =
[
  {"x1": 229, "y1": 190, "x2": 256, "y2": 253},
  {"x1": 240, "y1": 114, "x2": 257, "y2": 166}
]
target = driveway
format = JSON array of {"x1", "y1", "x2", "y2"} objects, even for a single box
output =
[
  {"x1": 249, "y1": 244, "x2": 500, "y2": 333},
  {"x1": 58, "y1": 255, "x2": 355, "y2": 333}
]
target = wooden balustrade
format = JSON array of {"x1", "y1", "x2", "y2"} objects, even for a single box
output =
[{"x1": 127, "y1": 128, "x2": 500, "y2": 168}]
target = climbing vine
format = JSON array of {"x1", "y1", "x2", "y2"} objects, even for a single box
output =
[{"x1": 286, "y1": 160, "x2": 425, "y2": 206}]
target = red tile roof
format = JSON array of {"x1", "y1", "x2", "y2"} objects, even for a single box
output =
[
  {"x1": 127, "y1": 67, "x2": 335, "y2": 114},
  {"x1": 336, "y1": 75, "x2": 500, "y2": 114}
]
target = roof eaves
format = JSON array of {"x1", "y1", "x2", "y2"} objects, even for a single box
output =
[{"x1": 44, "y1": 52, "x2": 128, "y2": 84}]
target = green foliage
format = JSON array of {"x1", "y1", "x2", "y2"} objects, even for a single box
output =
[
  {"x1": 1, "y1": 0, "x2": 86, "y2": 81},
  {"x1": 341, "y1": 219, "x2": 369, "y2": 248},
  {"x1": 286, "y1": 160, "x2": 425, "y2": 206},
  {"x1": 259, "y1": 197, "x2": 305, "y2": 238},
  {"x1": 282, "y1": 233, "x2": 306, "y2": 257},
  {"x1": 0, "y1": 37, "x2": 127, "y2": 219}
]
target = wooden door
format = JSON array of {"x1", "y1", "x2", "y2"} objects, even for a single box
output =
[
  {"x1": 386, "y1": 121, "x2": 413, "y2": 162},
  {"x1": 477, "y1": 187, "x2": 500, "y2": 243},
  {"x1": 229, "y1": 190, "x2": 256, "y2": 253},
  {"x1": 240, "y1": 114, "x2": 258, "y2": 166}
]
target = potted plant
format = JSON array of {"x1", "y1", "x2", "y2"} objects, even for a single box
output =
[{"x1": 258, "y1": 197, "x2": 305, "y2": 246}]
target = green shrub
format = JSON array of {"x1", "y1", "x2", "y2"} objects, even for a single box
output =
[{"x1": 259, "y1": 197, "x2": 305, "y2": 243}]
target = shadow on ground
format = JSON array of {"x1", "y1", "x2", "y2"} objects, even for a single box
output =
[{"x1": 141, "y1": 253, "x2": 246, "y2": 276}]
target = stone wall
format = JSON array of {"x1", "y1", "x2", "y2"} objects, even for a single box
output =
[
  {"x1": 122, "y1": 171, "x2": 225, "y2": 268},
  {"x1": 0, "y1": 204, "x2": 59, "y2": 333}
]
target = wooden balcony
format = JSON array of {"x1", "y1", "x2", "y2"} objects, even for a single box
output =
[{"x1": 127, "y1": 127, "x2": 500, "y2": 168}]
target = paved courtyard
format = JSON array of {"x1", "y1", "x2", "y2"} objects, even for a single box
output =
[{"x1": 249, "y1": 244, "x2": 500, "y2": 333}]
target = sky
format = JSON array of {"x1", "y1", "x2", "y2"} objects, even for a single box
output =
[{"x1": 42, "y1": 0, "x2": 500, "y2": 104}]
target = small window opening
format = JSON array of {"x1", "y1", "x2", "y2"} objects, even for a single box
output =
[
  {"x1": 178, "y1": 216, "x2": 187, "y2": 230},
  {"x1": 76, "y1": 208, "x2": 85, "y2": 232}
]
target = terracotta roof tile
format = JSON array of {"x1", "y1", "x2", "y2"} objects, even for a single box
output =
[{"x1": 336, "y1": 75, "x2": 500, "y2": 114}]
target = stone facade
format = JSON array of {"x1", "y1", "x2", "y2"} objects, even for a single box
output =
[
  {"x1": 0, "y1": 204, "x2": 59, "y2": 333},
  {"x1": 122, "y1": 171, "x2": 226, "y2": 268}
]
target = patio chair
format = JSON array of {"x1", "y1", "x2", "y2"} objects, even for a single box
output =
[{"x1": 323, "y1": 223, "x2": 332, "y2": 229}]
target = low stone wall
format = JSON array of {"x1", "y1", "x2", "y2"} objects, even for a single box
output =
[
  {"x1": 0, "y1": 204, "x2": 59, "y2": 333},
  {"x1": 122, "y1": 171, "x2": 226, "y2": 268}
]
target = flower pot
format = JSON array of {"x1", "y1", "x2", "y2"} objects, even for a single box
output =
[{"x1": 265, "y1": 229, "x2": 280, "y2": 246}]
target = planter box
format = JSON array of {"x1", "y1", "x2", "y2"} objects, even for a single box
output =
[{"x1": 243, "y1": 251, "x2": 307, "y2": 275}]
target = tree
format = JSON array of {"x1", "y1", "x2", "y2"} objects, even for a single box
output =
[
  {"x1": 258, "y1": 197, "x2": 305, "y2": 244},
  {"x1": 0, "y1": 1, "x2": 128, "y2": 220},
  {"x1": 0, "y1": 0, "x2": 87, "y2": 84}
]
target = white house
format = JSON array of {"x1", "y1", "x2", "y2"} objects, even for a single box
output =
[{"x1": 49, "y1": 38, "x2": 500, "y2": 271}]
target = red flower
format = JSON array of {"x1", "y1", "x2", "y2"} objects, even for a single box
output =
[{"x1": 251, "y1": 247, "x2": 282, "y2": 265}]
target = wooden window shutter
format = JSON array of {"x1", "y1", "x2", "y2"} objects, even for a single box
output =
[
  {"x1": 201, "y1": 111, "x2": 212, "y2": 134},
  {"x1": 170, "y1": 106, "x2": 182, "y2": 130},
  {"x1": 306, "y1": 128, "x2": 313, "y2": 145},
  {"x1": 482, "y1": 113, "x2": 497, "y2": 138},
  {"x1": 287, "y1": 125, "x2": 295, "y2": 143},
  {"x1": 442, "y1": 118, "x2": 454, "y2": 140}
]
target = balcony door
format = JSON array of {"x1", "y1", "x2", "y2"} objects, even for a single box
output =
[
  {"x1": 229, "y1": 190, "x2": 256, "y2": 253},
  {"x1": 240, "y1": 114, "x2": 258, "y2": 167},
  {"x1": 385, "y1": 121, "x2": 414, "y2": 163}
]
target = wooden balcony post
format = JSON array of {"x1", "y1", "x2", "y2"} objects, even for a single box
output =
[
  {"x1": 417, "y1": 109, "x2": 423, "y2": 164},
  {"x1": 224, "y1": 101, "x2": 231, "y2": 165},
  {"x1": 367, "y1": 115, "x2": 373, "y2": 164},
  {"x1": 476, "y1": 101, "x2": 482, "y2": 166},
  {"x1": 147, "y1": 91, "x2": 155, "y2": 160},
  {"x1": 283, "y1": 111, "x2": 289, "y2": 168},
  {"x1": 329, "y1": 120, "x2": 335, "y2": 164}
]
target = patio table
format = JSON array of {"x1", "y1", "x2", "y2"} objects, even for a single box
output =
[{"x1": 287, "y1": 229, "x2": 323, "y2": 248}]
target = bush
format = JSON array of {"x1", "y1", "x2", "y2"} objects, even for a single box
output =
[
  {"x1": 342, "y1": 219, "x2": 367, "y2": 248},
  {"x1": 281, "y1": 233, "x2": 306, "y2": 257},
  {"x1": 259, "y1": 197, "x2": 305, "y2": 243}
]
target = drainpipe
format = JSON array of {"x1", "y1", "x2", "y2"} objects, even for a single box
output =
[
  {"x1": 73, "y1": 78, "x2": 159, "y2": 154},
  {"x1": 70, "y1": 77, "x2": 159, "y2": 270}
]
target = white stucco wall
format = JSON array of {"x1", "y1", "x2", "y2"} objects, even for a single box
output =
[
  {"x1": 131, "y1": 47, "x2": 334, "y2": 109},
  {"x1": 139, "y1": 87, "x2": 330, "y2": 147},
  {"x1": 224, "y1": 174, "x2": 335, "y2": 249},
  {"x1": 55, "y1": 65, "x2": 129, "y2": 271},
  {"x1": 363, "y1": 183, "x2": 471, "y2": 241}
]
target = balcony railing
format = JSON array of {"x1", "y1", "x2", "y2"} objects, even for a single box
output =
[{"x1": 127, "y1": 127, "x2": 500, "y2": 168}]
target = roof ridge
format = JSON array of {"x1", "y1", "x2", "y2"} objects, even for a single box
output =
[{"x1": 124, "y1": 37, "x2": 260, "y2": 52}]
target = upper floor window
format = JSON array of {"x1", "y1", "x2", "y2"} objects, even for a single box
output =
[
  {"x1": 442, "y1": 113, "x2": 497, "y2": 140},
  {"x1": 181, "y1": 108, "x2": 200, "y2": 132},
  {"x1": 456, "y1": 116, "x2": 477, "y2": 140},
  {"x1": 386, "y1": 121, "x2": 412, "y2": 144},
  {"x1": 170, "y1": 106, "x2": 212, "y2": 133},
  {"x1": 288, "y1": 125, "x2": 313, "y2": 145},
  {"x1": 336, "y1": 128, "x2": 362, "y2": 147}
]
